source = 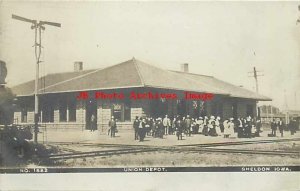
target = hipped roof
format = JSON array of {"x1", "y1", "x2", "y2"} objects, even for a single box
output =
[{"x1": 11, "y1": 58, "x2": 271, "y2": 101}]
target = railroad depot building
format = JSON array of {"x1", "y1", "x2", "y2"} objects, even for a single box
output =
[{"x1": 11, "y1": 58, "x2": 271, "y2": 130}]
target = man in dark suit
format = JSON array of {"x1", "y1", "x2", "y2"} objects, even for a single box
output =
[
  {"x1": 245, "y1": 117, "x2": 252, "y2": 138},
  {"x1": 255, "y1": 119, "x2": 262, "y2": 137},
  {"x1": 289, "y1": 118, "x2": 297, "y2": 135},
  {"x1": 133, "y1": 116, "x2": 140, "y2": 140},
  {"x1": 108, "y1": 116, "x2": 117, "y2": 137},
  {"x1": 271, "y1": 119, "x2": 277, "y2": 136},
  {"x1": 237, "y1": 118, "x2": 243, "y2": 138},
  {"x1": 90, "y1": 114, "x2": 96, "y2": 132},
  {"x1": 176, "y1": 116, "x2": 183, "y2": 140},
  {"x1": 185, "y1": 115, "x2": 192, "y2": 137}
]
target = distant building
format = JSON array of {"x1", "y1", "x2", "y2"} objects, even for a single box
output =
[
  {"x1": 11, "y1": 58, "x2": 271, "y2": 130},
  {"x1": 281, "y1": 110, "x2": 300, "y2": 124},
  {"x1": 259, "y1": 105, "x2": 284, "y2": 123},
  {"x1": 259, "y1": 104, "x2": 300, "y2": 127}
]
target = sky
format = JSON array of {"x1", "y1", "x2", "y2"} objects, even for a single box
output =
[{"x1": 0, "y1": 1, "x2": 299, "y2": 110}]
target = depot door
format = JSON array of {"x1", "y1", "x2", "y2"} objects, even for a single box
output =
[{"x1": 86, "y1": 99, "x2": 97, "y2": 130}]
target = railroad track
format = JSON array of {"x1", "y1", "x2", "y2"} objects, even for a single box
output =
[
  {"x1": 46, "y1": 147, "x2": 299, "y2": 161},
  {"x1": 45, "y1": 147, "x2": 159, "y2": 160},
  {"x1": 176, "y1": 147, "x2": 300, "y2": 156},
  {"x1": 179, "y1": 137, "x2": 300, "y2": 147},
  {"x1": 44, "y1": 144, "x2": 300, "y2": 161}
]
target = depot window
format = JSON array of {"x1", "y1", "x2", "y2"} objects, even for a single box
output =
[
  {"x1": 68, "y1": 99, "x2": 76, "y2": 122},
  {"x1": 111, "y1": 100, "x2": 131, "y2": 122},
  {"x1": 42, "y1": 103, "x2": 54, "y2": 123},
  {"x1": 59, "y1": 98, "x2": 67, "y2": 122}
]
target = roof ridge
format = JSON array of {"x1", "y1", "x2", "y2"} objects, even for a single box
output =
[{"x1": 132, "y1": 58, "x2": 145, "y2": 86}]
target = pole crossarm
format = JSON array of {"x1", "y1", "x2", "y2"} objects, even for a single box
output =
[
  {"x1": 12, "y1": 14, "x2": 35, "y2": 24},
  {"x1": 40, "y1": 21, "x2": 61, "y2": 27},
  {"x1": 12, "y1": 14, "x2": 61, "y2": 28},
  {"x1": 248, "y1": 67, "x2": 264, "y2": 93}
]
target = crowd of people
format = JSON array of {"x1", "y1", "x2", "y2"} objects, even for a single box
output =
[
  {"x1": 105, "y1": 114, "x2": 298, "y2": 142},
  {"x1": 131, "y1": 115, "x2": 258, "y2": 141}
]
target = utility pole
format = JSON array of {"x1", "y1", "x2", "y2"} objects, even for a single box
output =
[
  {"x1": 297, "y1": 5, "x2": 300, "y2": 111},
  {"x1": 248, "y1": 66, "x2": 264, "y2": 119},
  {"x1": 284, "y1": 89, "x2": 289, "y2": 124},
  {"x1": 248, "y1": 67, "x2": 264, "y2": 93},
  {"x1": 12, "y1": 14, "x2": 61, "y2": 144}
]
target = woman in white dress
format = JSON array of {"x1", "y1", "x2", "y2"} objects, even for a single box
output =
[
  {"x1": 215, "y1": 116, "x2": 222, "y2": 136},
  {"x1": 197, "y1": 117, "x2": 204, "y2": 134},
  {"x1": 223, "y1": 119, "x2": 230, "y2": 138},
  {"x1": 228, "y1": 118, "x2": 235, "y2": 137}
]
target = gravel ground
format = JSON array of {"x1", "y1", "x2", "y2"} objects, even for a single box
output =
[{"x1": 55, "y1": 149, "x2": 300, "y2": 167}]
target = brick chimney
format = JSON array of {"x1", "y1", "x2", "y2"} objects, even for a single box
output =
[
  {"x1": 74, "y1": 61, "x2": 83, "y2": 72},
  {"x1": 180, "y1": 63, "x2": 189, "y2": 73}
]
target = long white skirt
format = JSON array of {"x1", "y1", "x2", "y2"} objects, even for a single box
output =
[
  {"x1": 216, "y1": 125, "x2": 222, "y2": 135},
  {"x1": 224, "y1": 127, "x2": 231, "y2": 136},
  {"x1": 198, "y1": 124, "x2": 204, "y2": 133}
]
